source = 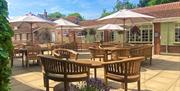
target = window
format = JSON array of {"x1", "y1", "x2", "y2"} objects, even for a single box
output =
[
  {"x1": 175, "y1": 24, "x2": 180, "y2": 42},
  {"x1": 100, "y1": 32, "x2": 104, "y2": 41},
  {"x1": 111, "y1": 31, "x2": 115, "y2": 41},
  {"x1": 128, "y1": 25, "x2": 152, "y2": 43},
  {"x1": 142, "y1": 30, "x2": 148, "y2": 41}
]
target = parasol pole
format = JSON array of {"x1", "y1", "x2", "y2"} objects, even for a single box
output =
[
  {"x1": 123, "y1": 18, "x2": 126, "y2": 45},
  {"x1": 30, "y1": 23, "x2": 33, "y2": 44},
  {"x1": 61, "y1": 26, "x2": 63, "y2": 44}
]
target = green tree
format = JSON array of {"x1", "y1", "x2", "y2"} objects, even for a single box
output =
[
  {"x1": 0, "y1": 0, "x2": 14, "y2": 91},
  {"x1": 100, "y1": 9, "x2": 112, "y2": 18},
  {"x1": 138, "y1": 0, "x2": 179, "y2": 7},
  {"x1": 113, "y1": 0, "x2": 124, "y2": 12},
  {"x1": 138, "y1": 0, "x2": 149, "y2": 7},
  {"x1": 68, "y1": 13, "x2": 84, "y2": 21},
  {"x1": 124, "y1": 0, "x2": 137, "y2": 9},
  {"x1": 113, "y1": 0, "x2": 136, "y2": 12},
  {"x1": 48, "y1": 12, "x2": 65, "y2": 19}
]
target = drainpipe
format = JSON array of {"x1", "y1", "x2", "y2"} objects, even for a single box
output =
[{"x1": 166, "y1": 22, "x2": 170, "y2": 53}]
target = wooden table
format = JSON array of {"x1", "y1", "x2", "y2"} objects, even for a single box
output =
[{"x1": 75, "y1": 59, "x2": 103, "y2": 79}]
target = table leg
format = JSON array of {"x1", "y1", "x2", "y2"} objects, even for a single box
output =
[{"x1": 94, "y1": 68, "x2": 97, "y2": 79}]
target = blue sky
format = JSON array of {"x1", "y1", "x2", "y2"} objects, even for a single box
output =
[{"x1": 7, "y1": 0, "x2": 139, "y2": 19}]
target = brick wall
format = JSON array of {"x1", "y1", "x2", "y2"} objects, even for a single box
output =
[
  {"x1": 160, "y1": 45, "x2": 180, "y2": 53},
  {"x1": 154, "y1": 23, "x2": 161, "y2": 55}
]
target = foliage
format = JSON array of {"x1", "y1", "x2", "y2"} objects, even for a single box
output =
[
  {"x1": 100, "y1": 9, "x2": 112, "y2": 18},
  {"x1": 48, "y1": 12, "x2": 65, "y2": 19},
  {"x1": 35, "y1": 28, "x2": 52, "y2": 43},
  {"x1": 138, "y1": 0, "x2": 179, "y2": 7},
  {"x1": 100, "y1": 0, "x2": 137, "y2": 18},
  {"x1": 113, "y1": 0, "x2": 136, "y2": 12},
  {"x1": 69, "y1": 78, "x2": 110, "y2": 91},
  {"x1": 0, "y1": 0, "x2": 14, "y2": 91},
  {"x1": 68, "y1": 13, "x2": 84, "y2": 21},
  {"x1": 138, "y1": 0, "x2": 149, "y2": 7},
  {"x1": 81, "y1": 30, "x2": 88, "y2": 36},
  {"x1": 89, "y1": 29, "x2": 96, "y2": 35}
]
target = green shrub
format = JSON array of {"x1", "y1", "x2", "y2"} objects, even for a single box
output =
[{"x1": 0, "y1": 0, "x2": 14, "y2": 91}]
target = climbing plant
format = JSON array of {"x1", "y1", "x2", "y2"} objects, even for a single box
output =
[{"x1": 0, "y1": 0, "x2": 14, "y2": 91}]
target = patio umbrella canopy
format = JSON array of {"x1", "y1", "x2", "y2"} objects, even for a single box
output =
[
  {"x1": 54, "y1": 18, "x2": 82, "y2": 44},
  {"x1": 98, "y1": 9, "x2": 155, "y2": 43},
  {"x1": 98, "y1": 24, "x2": 124, "y2": 31},
  {"x1": 10, "y1": 13, "x2": 55, "y2": 43}
]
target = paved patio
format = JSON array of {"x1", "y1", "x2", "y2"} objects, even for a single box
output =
[{"x1": 12, "y1": 54, "x2": 180, "y2": 91}]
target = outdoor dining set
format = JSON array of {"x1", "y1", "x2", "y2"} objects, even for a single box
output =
[{"x1": 12, "y1": 42, "x2": 152, "y2": 91}]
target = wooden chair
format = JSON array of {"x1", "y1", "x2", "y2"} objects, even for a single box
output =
[
  {"x1": 111, "y1": 48, "x2": 130, "y2": 60},
  {"x1": 103, "y1": 57, "x2": 145, "y2": 91},
  {"x1": 38, "y1": 55, "x2": 91, "y2": 91},
  {"x1": 26, "y1": 45, "x2": 41, "y2": 67},
  {"x1": 130, "y1": 45, "x2": 153, "y2": 65},
  {"x1": 142, "y1": 44, "x2": 153, "y2": 65},
  {"x1": 53, "y1": 48, "x2": 79, "y2": 60},
  {"x1": 12, "y1": 44, "x2": 25, "y2": 67},
  {"x1": 89, "y1": 47, "x2": 106, "y2": 61},
  {"x1": 130, "y1": 46, "x2": 144, "y2": 57}
]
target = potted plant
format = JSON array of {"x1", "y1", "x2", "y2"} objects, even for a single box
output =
[
  {"x1": 81, "y1": 30, "x2": 88, "y2": 43},
  {"x1": 89, "y1": 28, "x2": 97, "y2": 42}
]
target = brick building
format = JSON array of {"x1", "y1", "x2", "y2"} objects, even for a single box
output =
[{"x1": 79, "y1": 2, "x2": 180, "y2": 55}]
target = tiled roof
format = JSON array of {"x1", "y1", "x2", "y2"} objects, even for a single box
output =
[
  {"x1": 80, "y1": 2, "x2": 180, "y2": 27},
  {"x1": 132, "y1": 1, "x2": 180, "y2": 18},
  {"x1": 66, "y1": 16, "x2": 80, "y2": 24}
]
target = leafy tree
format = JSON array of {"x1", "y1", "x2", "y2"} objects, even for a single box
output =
[
  {"x1": 138, "y1": 0, "x2": 179, "y2": 7},
  {"x1": 100, "y1": 9, "x2": 112, "y2": 18},
  {"x1": 124, "y1": 0, "x2": 137, "y2": 9},
  {"x1": 89, "y1": 29, "x2": 96, "y2": 41},
  {"x1": 113, "y1": 0, "x2": 136, "y2": 12},
  {"x1": 138, "y1": 0, "x2": 149, "y2": 7},
  {"x1": 48, "y1": 12, "x2": 65, "y2": 19},
  {"x1": 113, "y1": 0, "x2": 124, "y2": 12},
  {"x1": 0, "y1": 0, "x2": 14, "y2": 91},
  {"x1": 68, "y1": 13, "x2": 84, "y2": 21}
]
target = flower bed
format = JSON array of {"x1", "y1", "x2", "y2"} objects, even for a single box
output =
[{"x1": 69, "y1": 78, "x2": 110, "y2": 91}]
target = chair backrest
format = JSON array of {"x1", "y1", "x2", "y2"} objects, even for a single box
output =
[
  {"x1": 53, "y1": 48, "x2": 79, "y2": 60},
  {"x1": 26, "y1": 45, "x2": 41, "y2": 59},
  {"x1": 104, "y1": 57, "x2": 144, "y2": 76},
  {"x1": 112, "y1": 48, "x2": 130, "y2": 59},
  {"x1": 89, "y1": 47, "x2": 106, "y2": 56},
  {"x1": 142, "y1": 44, "x2": 152, "y2": 57},
  {"x1": 38, "y1": 55, "x2": 91, "y2": 75},
  {"x1": 13, "y1": 44, "x2": 25, "y2": 57},
  {"x1": 130, "y1": 46, "x2": 144, "y2": 57}
]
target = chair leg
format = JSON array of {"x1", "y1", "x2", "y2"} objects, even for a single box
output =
[
  {"x1": 137, "y1": 80, "x2": 140, "y2": 91},
  {"x1": 22, "y1": 56, "x2": 24, "y2": 67},
  {"x1": 124, "y1": 82, "x2": 128, "y2": 91},
  {"x1": 105, "y1": 77, "x2": 108, "y2": 85},
  {"x1": 26, "y1": 59, "x2": 29, "y2": 68},
  {"x1": 45, "y1": 78, "x2": 49, "y2": 91},
  {"x1": 64, "y1": 82, "x2": 69, "y2": 91},
  {"x1": 150, "y1": 57, "x2": 152, "y2": 65}
]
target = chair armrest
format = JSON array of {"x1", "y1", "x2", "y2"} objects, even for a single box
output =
[{"x1": 102, "y1": 57, "x2": 145, "y2": 65}]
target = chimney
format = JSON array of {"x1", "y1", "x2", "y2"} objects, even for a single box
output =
[{"x1": 44, "y1": 9, "x2": 48, "y2": 19}]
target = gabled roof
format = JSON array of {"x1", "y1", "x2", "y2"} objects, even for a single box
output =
[
  {"x1": 79, "y1": 2, "x2": 180, "y2": 27},
  {"x1": 132, "y1": 2, "x2": 180, "y2": 18}
]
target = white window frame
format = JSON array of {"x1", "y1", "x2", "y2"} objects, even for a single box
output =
[
  {"x1": 175, "y1": 23, "x2": 180, "y2": 42},
  {"x1": 128, "y1": 25, "x2": 152, "y2": 43}
]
